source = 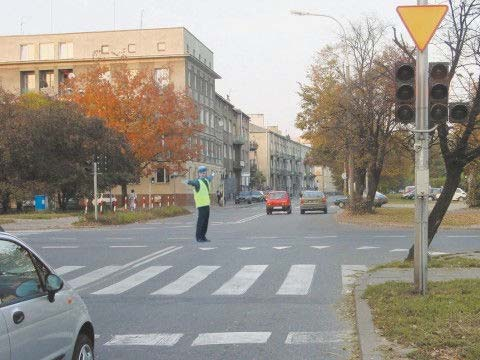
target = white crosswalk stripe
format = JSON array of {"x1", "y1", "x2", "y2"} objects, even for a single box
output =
[
  {"x1": 276, "y1": 265, "x2": 316, "y2": 295},
  {"x1": 151, "y1": 266, "x2": 220, "y2": 295},
  {"x1": 55, "y1": 266, "x2": 85, "y2": 276},
  {"x1": 213, "y1": 265, "x2": 268, "y2": 295},
  {"x1": 192, "y1": 332, "x2": 271, "y2": 346},
  {"x1": 310, "y1": 246, "x2": 331, "y2": 250},
  {"x1": 68, "y1": 266, "x2": 123, "y2": 289},
  {"x1": 93, "y1": 266, "x2": 171, "y2": 295},
  {"x1": 105, "y1": 333, "x2": 183, "y2": 346}
]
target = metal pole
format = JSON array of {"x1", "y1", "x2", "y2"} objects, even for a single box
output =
[
  {"x1": 414, "y1": 0, "x2": 429, "y2": 295},
  {"x1": 149, "y1": 180, "x2": 152, "y2": 209},
  {"x1": 94, "y1": 161, "x2": 98, "y2": 221}
]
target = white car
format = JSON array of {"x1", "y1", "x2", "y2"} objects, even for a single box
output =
[
  {"x1": 435, "y1": 188, "x2": 467, "y2": 201},
  {"x1": 0, "y1": 232, "x2": 95, "y2": 360}
]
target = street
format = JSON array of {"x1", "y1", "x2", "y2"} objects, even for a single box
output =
[{"x1": 13, "y1": 203, "x2": 480, "y2": 360}]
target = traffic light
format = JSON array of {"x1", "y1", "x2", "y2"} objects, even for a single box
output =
[
  {"x1": 429, "y1": 62, "x2": 449, "y2": 124},
  {"x1": 449, "y1": 102, "x2": 469, "y2": 124},
  {"x1": 395, "y1": 63, "x2": 416, "y2": 124}
]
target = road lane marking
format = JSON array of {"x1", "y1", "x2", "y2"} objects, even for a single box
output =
[
  {"x1": 273, "y1": 246, "x2": 291, "y2": 250},
  {"x1": 68, "y1": 266, "x2": 123, "y2": 289},
  {"x1": 285, "y1": 331, "x2": 344, "y2": 344},
  {"x1": 276, "y1": 265, "x2": 315, "y2": 295},
  {"x1": 447, "y1": 235, "x2": 480, "y2": 238},
  {"x1": 310, "y1": 246, "x2": 331, "y2": 250},
  {"x1": 341, "y1": 265, "x2": 368, "y2": 294},
  {"x1": 373, "y1": 235, "x2": 406, "y2": 238},
  {"x1": 238, "y1": 247, "x2": 255, "y2": 251},
  {"x1": 93, "y1": 266, "x2": 171, "y2": 295},
  {"x1": 51, "y1": 237, "x2": 77, "y2": 240},
  {"x1": 130, "y1": 246, "x2": 182, "y2": 269},
  {"x1": 235, "y1": 213, "x2": 265, "y2": 224},
  {"x1": 198, "y1": 247, "x2": 217, "y2": 251},
  {"x1": 213, "y1": 265, "x2": 268, "y2": 295},
  {"x1": 105, "y1": 334, "x2": 183, "y2": 346},
  {"x1": 305, "y1": 235, "x2": 337, "y2": 239},
  {"x1": 356, "y1": 246, "x2": 380, "y2": 250},
  {"x1": 192, "y1": 332, "x2": 271, "y2": 346},
  {"x1": 390, "y1": 248, "x2": 409, "y2": 252},
  {"x1": 55, "y1": 266, "x2": 85, "y2": 275},
  {"x1": 167, "y1": 237, "x2": 191, "y2": 240},
  {"x1": 248, "y1": 236, "x2": 278, "y2": 240},
  {"x1": 109, "y1": 245, "x2": 148, "y2": 248},
  {"x1": 152, "y1": 266, "x2": 220, "y2": 295},
  {"x1": 106, "y1": 237, "x2": 133, "y2": 240},
  {"x1": 42, "y1": 246, "x2": 79, "y2": 249}
]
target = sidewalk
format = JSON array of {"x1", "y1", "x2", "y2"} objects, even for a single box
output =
[
  {"x1": 2, "y1": 216, "x2": 78, "y2": 231},
  {"x1": 354, "y1": 267, "x2": 480, "y2": 360}
]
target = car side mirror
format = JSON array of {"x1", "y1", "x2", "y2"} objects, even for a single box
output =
[{"x1": 46, "y1": 274, "x2": 64, "y2": 303}]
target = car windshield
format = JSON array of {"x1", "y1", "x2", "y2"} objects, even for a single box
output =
[
  {"x1": 303, "y1": 191, "x2": 323, "y2": 198},
  {"x1": 269, "y1": 192, "x2": 286, "y2": 199},
  {"x1": 239, "y1": 192, "x2": 250, "y2": 196},
  {"x1": 251, "y1": 191, "x2": 262, "y2": 196}
]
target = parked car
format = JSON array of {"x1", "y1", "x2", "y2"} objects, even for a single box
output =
[
  {"x1": 435, "y1": 188, "x2": 467, "y2": 201},
  {"x1": 429, "y1": 187, "x2": 442, "y2": 201},
  {"x1": 250, "y1": 190, "x2": 266, "y2": 202},
  {"x1": 334, "y1": 192, "x2": 388, "y2": 208},
  {"x1": 235, "y1": 191, "x2": 252, "y2": 204},
  {"x1": 266, "y1": 191, "x2": 291, "y2": 214},
  {"x1": 0, "y1": 231, "x2": 95, "y2": 360},
  {"x1": 300, "y1": 191, "x2": 327, "y2": 214},
  {"x1": 402, "y1": 189, "x2": 416, "y2": 199}
]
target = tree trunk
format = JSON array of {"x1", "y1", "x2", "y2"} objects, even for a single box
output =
[
  {"x1": 406, "y1": 164, "x2": 463, "y2": 260},
  {"x1": 121, "y1": 183, "x2": 127, "y2": 206}
]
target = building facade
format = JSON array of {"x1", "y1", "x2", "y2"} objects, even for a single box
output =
[
  {"x1": 249, "y1": 115, "x2": 315, "y2": 195},
  {"x1": 0, "y1": 27, "x2": 250, "y2": 205}
]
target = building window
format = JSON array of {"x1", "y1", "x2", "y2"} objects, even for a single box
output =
[
  {"x1": 101, "y1": 45, "x2": 109, "y2": 54},
  {"x1": 39, "y1": 70, "x2": 54, "y2": 89},
  {"x1": 39, "y1": 43, "x2": 55, "y2": 60},
  {"x1": 59, "y1": 42, "x2": 73, "y2": 59},
  {"x1": 154, "y1": 68, "x2": 169, "y2": 87},
  {"x1": 188, "y1": 70, "x2": 194, "y2": 88},
  {"x1": 20, "y1": 44, "x2": 34, "y2": 61},
  {"x1": 128, "y1": 44, "x2": 136, "y2": 53},
  {"x1": 157, "y1": 42, "x2": 166, "y2": 51},
  {"x1": 20, "y1": 71, "x2": 35, "y2": 94},
  {"x1": 186, "y1": 44, "x2": 190, "y2": 53},
  {"x1": 156, "y1": 168, "x2": 169, "y2": 183}
]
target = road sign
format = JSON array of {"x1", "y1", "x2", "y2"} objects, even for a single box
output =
[
  {"x1": 396, "y1": 5, "x2": 448, "y2": 51},
  {"x1": 341, "y1": 172, "x2": 347, "y2": 180}
]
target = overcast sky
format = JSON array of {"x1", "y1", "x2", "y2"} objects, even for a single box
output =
[{"x1": 2, "y1": 0, "x2": 431, "y2": 138}]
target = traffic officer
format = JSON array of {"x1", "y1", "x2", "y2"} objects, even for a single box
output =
[{"x1": 184, "y1": 166, "x2": 215, "y2": 242}]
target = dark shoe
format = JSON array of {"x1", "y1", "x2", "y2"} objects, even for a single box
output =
[
  {"x1": 202, "y1": 238, "x2": 210, "y2": 242},
  {"x1": 196, "y1": 239, "x2": 205, "y2": 242}
]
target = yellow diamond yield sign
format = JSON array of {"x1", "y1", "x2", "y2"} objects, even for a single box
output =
[{"x1": 397, "y1": 5, "x2": 448, "y2": 51}]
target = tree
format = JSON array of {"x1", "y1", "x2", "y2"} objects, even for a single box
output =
[
  {"x1": 61, "y1": 63, "x2": 202, "y2": 183},
  {"x1": 393, "y1": 0, "x2": 480, "y2": 259},
  {"x1": 250, "y1": 170, "x2": 266, "y2": 189}
]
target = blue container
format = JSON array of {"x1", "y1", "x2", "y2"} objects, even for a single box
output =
[{"x1": 34, "y1": 195, "x2": 48, "y2": 211}]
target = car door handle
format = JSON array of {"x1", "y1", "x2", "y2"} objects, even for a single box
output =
[{"x1": 13, "y1": 311, "x2": 25, "y2": 324}]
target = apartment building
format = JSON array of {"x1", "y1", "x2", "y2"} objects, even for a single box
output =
[
  {"x1": 249, "y1": 115, "x2": 315, "y2": 195},
  {"x1": 0, "y1": 27, "x2": 249, "y2": 205}
]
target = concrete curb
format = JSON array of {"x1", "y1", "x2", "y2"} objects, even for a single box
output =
[{"x1": 354, "y1": 273, "x2": 384, "y2": 360}]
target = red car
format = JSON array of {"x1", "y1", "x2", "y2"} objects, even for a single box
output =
[{"x1": 266, "y1": 191, "x2": 292, "y2": 215}]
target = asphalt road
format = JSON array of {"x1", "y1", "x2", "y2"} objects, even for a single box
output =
[{"x1": 14, "y1": 201, "x2": 480, "y2": 360}]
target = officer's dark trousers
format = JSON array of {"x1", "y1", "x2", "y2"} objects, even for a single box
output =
[{"x1": 196, "y1": 206, "x2": 210, "y2": 241}]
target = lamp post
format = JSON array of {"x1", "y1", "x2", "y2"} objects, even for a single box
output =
[
  {"x1": 291, "y1": 10, "x2": 354, "y2": 196},
  {"x1": 149, "y1": 176, "x2": 154, "y2": 209}
]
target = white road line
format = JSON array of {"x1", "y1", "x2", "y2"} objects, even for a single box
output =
[
  {"x1": 447, "y1": 235, "x2": 480, "y2": 238},
  {"x1": 341, "y1": 265, "x2": 368, "y2": 294},
  {"x1": 390, "y1": 248, "x2": 409, "y2": 252},
  {"x1": 429, "y1": 251, "x2": 448, "y2": 256},
  {"x1": 356, "y1": 246, "x2": 380, "y2": 250},
  {"x1": 130, "y1": 246, "x2": 182, "y2": 269},
  {"x1": 236, "y1": 213, "x2": 265, "y2": 224},
  {"x1": 192, "y1": 332, "x2": 271, "y2": 346},
  {"x1": 276, "y1": 265, "x2": 316, "y2": 295},
  {"x1": 167, "y1": 237, "x2": 191, "y2": 240},
  {"x1": 213, "y1": 265, "x2": 268, "y2": 295},
  {"x1": 285, "y1": 331, "x2": 344, "y2": 344},
  {"x1": 106, "y1": 237, "x2": 133, "y2": 240},
  {"x1": 42, "y1": 246, "x2": 79, "y2": 249},
  {"x1": 68, "y1": 266, "x2": 123, "y2": 289},
  {"x1": 273, "y1": 246, "x2": 291, "y2": 250},
  {"x1": 305, "y1": 235, "x2": 337, "y2": 239},
  {"x1": 198, "y1": 247, "x2": 217, "y2": 251},
  {"x1": 55, "y1": 266, "x2": 85, "y2": 275},
  {"x1": 373, "y1": 235, "x2": 406, "y2": 238},
  {"x1": 238, "y1": 247, "x2": 255, "y2": 251},
  {"x1": 105, "y1": 334, "x2": 183, "y2": 346},
  {"x1": 151, "y1": 266, "x2": 220, "y2": 295},
  {"x1": 311, "y1": 246, "x2": 331, "y2": 250},
  {"x1": 51, "y1": 237, "x2": 77, "y2": 240},
  {"x1": 110, "y1": 246, "x2": 148, "y2": 248},
  {"x1": 93, "y1": 266, "x2": 171, "y2": 295}
]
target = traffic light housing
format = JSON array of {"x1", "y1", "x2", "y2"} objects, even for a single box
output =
[
  {"x1": 429, "y1": 62, "x2": 449, "y2": 124},
  {"x1": 449, "y1": 102, "x2": 469, "y2": 124},
  {"x1": 395, "y1": 63, "x2": 416, "y2": 124}
]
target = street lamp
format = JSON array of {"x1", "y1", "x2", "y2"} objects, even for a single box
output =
[
  {"x1": 290, "y1": 10, "x2": 354, "y2": 197},
  {"x1": 149, "y1": 177, "x2": 154, "y2": 209}
]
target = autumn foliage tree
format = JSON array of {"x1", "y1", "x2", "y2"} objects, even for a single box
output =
[{"x1": 62, "y1": 63, "x2": 202, "y2": 186}]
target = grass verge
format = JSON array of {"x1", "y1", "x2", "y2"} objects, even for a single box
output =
[
  {"x1": 75, "y1": 206, "x2": 190, "y2": 226},
  {"x1": 364, "y1": 279, "x2": 480, "y2": 359},
  {"x1": 386, "y1": 194, "x2": 415, "y2": 205},
  {"x1": 337, "y1": 207, "x2": 480, "y2": 228},
  {"x1": 370, "y1": 253, "x2": 480, "y2": 271},
  {"x1": 0, "y1": 211, "x2": 79, "y2": 221}
]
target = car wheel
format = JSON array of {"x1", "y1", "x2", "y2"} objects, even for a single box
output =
[
  {"x1": 73, "y1": 333, "x2": 94, "y2": 360},
  {"x1": 287, "y1": 207, "x2": 292, "y2": 214},
  {"x1": 300, "y1": 210, "x2": 305, "y2": 214},
  {"x1": 324, "y1": 208, "x2": 328, "y2": 214},
  {"x1": 338, "y1": 201, "x2": 345, "y2": 208}
]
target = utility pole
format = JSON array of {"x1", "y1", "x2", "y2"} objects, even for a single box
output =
[
  {"x1": 413, "y1": 0, "x2": 430, "y2": 295},
  {"x1": 94, "y1": 161, "x2": 98, "y2": 221}
]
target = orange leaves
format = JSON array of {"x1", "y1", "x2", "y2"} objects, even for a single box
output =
[{"x1": 61, "y1": 63, "x2": 201, "y2": 174}]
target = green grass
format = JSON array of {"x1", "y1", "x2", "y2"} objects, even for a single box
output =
[
  {"x1": 0, "y1": 211, "x2": 79, "y2": 220},
  {"x1": 364, "y1": 279, "x2": 480, "y2": 359},
  {"x1": 387, "y1": 193, "x2": 415, "y2": 204},
  {"x1": 371, "y1": 254, "x2": 480, "y2": 271},
  {"x1": 75, "y1": 206, "x2": 190, "y2": 226}
]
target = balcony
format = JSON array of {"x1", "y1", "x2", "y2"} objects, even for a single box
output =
[
  {"x1": 233, "y1": 135, "x2": 247, "y2": 145},
  {"x1": 233, "y1": 160, "x2": 245, "y2": 170}
]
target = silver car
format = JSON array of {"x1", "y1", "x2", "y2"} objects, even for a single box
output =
[
  {"x1": 0, "y1": 232, "x2": 94, "y2": 360},
  {"x1": 300, "y1": 191, "x2": 328, "y2": 214}
]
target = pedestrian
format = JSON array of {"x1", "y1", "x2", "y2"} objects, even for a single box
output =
[
  {"x1": 216, "y1": 189, "x2": 223, "y2": 206},
  {"x1": 184, "y1": 166, "x2": 215, "y2": 242},
  {"x1": 128, "y1": 189, "x2": 137, "y2": 211}
]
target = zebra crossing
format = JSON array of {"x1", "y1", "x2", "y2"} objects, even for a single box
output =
[{"x1": 55, "y1": 262, "x2": 363, "y2": 297}]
